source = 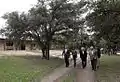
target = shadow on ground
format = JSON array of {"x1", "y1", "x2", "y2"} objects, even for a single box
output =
[{"x1": 13, "y1": 55, "x2": 63, "y2": 64}]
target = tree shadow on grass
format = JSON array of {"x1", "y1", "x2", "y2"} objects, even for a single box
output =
[
  {"x1": 14, "y1": 55, "x2": 63, "y2": 64},
  {"x1": 16, "y1": 55, "x2": 62, "y2": 60},
  {"x1": 16, "y1": 55, "x2": 42, "y2": 60}
]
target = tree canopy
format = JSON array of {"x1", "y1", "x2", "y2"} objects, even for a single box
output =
[
  {"x1": 0, "y1": 0, "x2": 88, "y2": 59},
  {"x1": 86, "y1": 0, "x2": 120, "y2": 49}
]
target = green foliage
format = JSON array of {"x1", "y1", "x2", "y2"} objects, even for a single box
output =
[
  {"x1": 96, "y1": 56, "x2": 120, "y2": 82},
  {"x1": 86, "y1": 0, "x2": 120, "y2": 47},
  {"x1": 1, "y1": 12, "x2": 28, "y2": 39},
  {"x1": 0, "y1": 0, "x2": 88, "y2": 59}
]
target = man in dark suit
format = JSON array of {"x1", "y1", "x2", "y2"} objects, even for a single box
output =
[
  {"x1": 72, "y1": 49, "x2": 77, "y2": 67},
  {"x1": 97, "y1": 47, "x2": 101, "y2": 69},
  {"x1": 79, "y1": 47, "x2": 87, "y2": 68},
  {"x1": 63, "y1": 49, "x2": 71, "y2": 67}
]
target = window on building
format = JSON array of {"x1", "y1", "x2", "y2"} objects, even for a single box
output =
[
  {"x1": 6, "y1": 41, "x2": 13, "y2": 46},
  {"x1": 32, "y1": 44, "x2": 36, "y2": 47}
]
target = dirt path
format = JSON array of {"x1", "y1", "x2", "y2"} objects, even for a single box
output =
[
  {"x1": 76, "y1": 59, "x2": 96, "y2": 82},
  {"x1": 55, "y1": 57, "x2": 96, "y2": 82},
  {"x1": 41, "y1": 58, "x2": 80, "y2": 82}
]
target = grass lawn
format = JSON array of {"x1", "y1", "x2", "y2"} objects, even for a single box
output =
[
  {"x1": 96, "y1": 55, "x2": 120, "y2": 82},
  {"x1": 0, "y1": 55, "x2": 64, "y2": 82},
  {"x1": 59, "y1": 70, "x2": 76, "y2": 82}
]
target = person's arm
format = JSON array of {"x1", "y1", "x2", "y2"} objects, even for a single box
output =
[
  {"x1": 97, "y1": 49, "x2": 101, "y2": 58},
  {"x1": 79, "y1": 51, "x2": 82, "y2": 58},
  {"x1": 74, "y1": 51, "x2": 77, "y2": 58},
  {"x1": 99, "y1": 50, "x2": 101, "y2": 58},
  {"x1": 85, "y1": 51, "x2": 87, "y2": 58},
  {"x1": 89, "y1": 50, "x2": 92, "y2": 59},
  {"x1": 62, "y1": 50, "x2": 65, "y2": 57}
]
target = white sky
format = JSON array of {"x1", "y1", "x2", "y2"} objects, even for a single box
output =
[
  {"x1": 0, "y1": 0, "x2": 37, "y2": 29},
  {"x1": 0, "y1": 0, "x2": 88, "y2": 29}
]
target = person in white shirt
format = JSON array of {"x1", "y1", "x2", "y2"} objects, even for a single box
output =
[{"x1": 89, "y1": 46, "x2": 98, "y2": 71}]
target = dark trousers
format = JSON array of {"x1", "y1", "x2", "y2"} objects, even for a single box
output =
[
  {"x1": 73, "y1": 57, "x2": 76, "y2": 67},
  {"x1": 82, "y1": 59, "x2": 87, "y2": 68},
  {"x1": 91, "y1": 59, "x2": 97, "y2": 70},
  {"x1": 65, "y1": 58, "x2": 69, "y2": 67}
]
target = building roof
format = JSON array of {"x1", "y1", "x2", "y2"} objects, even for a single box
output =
[
  {"x1": 0, "y1": 34, "x2": 37, "y2": 43},
  {"x1": 0, "y1": 38, "x2": 5, "y2": 40}
]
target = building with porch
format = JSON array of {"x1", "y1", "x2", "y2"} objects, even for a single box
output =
[{"x1": 0, "y1": 38, "x2": 39, "y2": 51}]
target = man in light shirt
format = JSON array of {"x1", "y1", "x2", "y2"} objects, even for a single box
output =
[{"x1": 89, "y1": 46, "x2": 98, "y2": 71}]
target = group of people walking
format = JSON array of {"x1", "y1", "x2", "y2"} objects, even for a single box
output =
[{"x1": 62, "y1": 46, "x2": 101, "y2": 71}]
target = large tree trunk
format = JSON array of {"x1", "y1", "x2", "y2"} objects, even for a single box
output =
[
  {"x1": 46, "y1": 48, "x2": 50, "y2": 60},
  {"x1": 42, "y1": 48, "x2": 47, "y2": 59},
  {"x1": 113, "y1": 48, "x2": 117, "y2": 55},
  {"x1": 41, "y1": 43, "x2": 50, "y2": 60},
  {"x1": 46, "y1": 43, "x2": 50, "y2": 60}
]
